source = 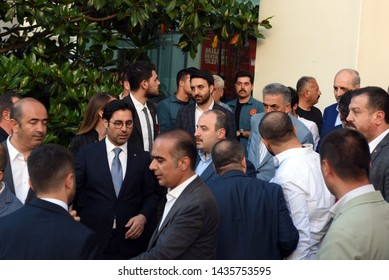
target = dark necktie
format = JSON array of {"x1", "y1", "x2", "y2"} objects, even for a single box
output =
[
  {"x1": 111, "y1": 148, "x2": 123, "y2": 197},
  {"x1": 142, "y1": 106, "x2": 153, "y2": 152}
]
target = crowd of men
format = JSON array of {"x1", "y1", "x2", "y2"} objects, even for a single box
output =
[{"x1": 1, "y1": 62, "x2": 389, "y2": 260}]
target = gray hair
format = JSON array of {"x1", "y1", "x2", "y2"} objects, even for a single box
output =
[{"x1": 262, "y1": 83, "x2": 291, "y2": 105}]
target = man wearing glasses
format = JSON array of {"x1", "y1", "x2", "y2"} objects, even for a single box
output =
[{"x1": 74, "y1": 100, "x2": 158, "y2": 259}]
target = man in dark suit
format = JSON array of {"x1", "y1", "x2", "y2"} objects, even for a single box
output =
[
  {"x1": 74, "y1": 100, "x2": 158, "y2": 259},
  {"x1": 0, "y1": 90, "x2": 21, "y2": 143},
  {"x1": 2, "y1": 97, "x2": 48, "y2": 204},
  {"x1": 134, "y1": 130, "x2": 220, "y2": 259},
  {"x1": 321, "y1": 69, "x2": 360, "y2": 137},
  {"x1": 122, "y1": 61, "x2": 159, "y2": 152},
  {"x1": 175, "y1": 69, "x2": 236, "y2": 140},
  {"x1": 195, "y1": 110, "x2": 256, "y2": 185},
  {"x1": 0, "y1": 144, "x2": 22, "y2": 217},
  {"x1": 0, "y1": 144, "x2": 101, "y2": 259},
  {"x1": 346, "y1": 86, "x2": 389, "y2": 202},
  {"x1": 209, "y1": 138, "x2": 299, "y2": 259}
]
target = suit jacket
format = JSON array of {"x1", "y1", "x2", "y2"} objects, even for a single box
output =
[
  {"x1": 209, "y1": 170, "x2": 299, "y2": 259},
  {"x1": 197, "y1": 156, "x2": 257, "y2": 186},
  {"x1": 1, "y1": 141, "x2": 35, "y2": 203},
  {"x1": 0, "y1": 198, "x2": 101, "y2": 259},
  {"x1": 318, "y1": 191, "x2": 389, "y2": 259},
  {"x1": 247, "y1": 112, "x2": 314, "y2": 181},
  {"x1": 321, "y1": 103, "x2": 338, "y2": 137},
  {"x1": 133, "y1": 176, "x2": 220, "y2": 259},
  {"x1": 175, "y1": 102, "x2": 237, "y2": 139},
  {"x1": 0, "y1": 182, "x2": 23, "y2": 217},
  {"x1": 0, "y1": 127, "x2": 8, "y2": 143},
  {"x1": 123, "y1": 95, "x2": 158, "y2": 151},
  {"x1": 74, "y1": 139, "x2": 158, "y2": 258},
  {"x1": 370, "y1": 132, "x2": 389, "y2": 202}
]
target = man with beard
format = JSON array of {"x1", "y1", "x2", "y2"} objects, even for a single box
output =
[
  {"x1": 2, "y1": 97, "x2": 48, "y2": 204},
  {"x1": 295, "y1": 76, "x2": 323, "y2": 132},
  {"x1": 346, "y1": 87, "x2": 389, "y2": 202},
  {"x1": 175, "y1": 69, "x2": 236, "y2": 140},
  {"x1": 74, "y1": 100, "x2": 158, "y2": 259},
  {"x1": 227, "y1": 71, "x2": 264, "y2": 154},
  {"x1": 0, "y1": 144, "x2": 101, "y2": 259},
  {"x1": 123, "y1": 60, "x2": 160, "y2": 152}
]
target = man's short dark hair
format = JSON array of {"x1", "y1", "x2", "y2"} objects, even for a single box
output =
[
  {"x1": 351, "y1": 86, "x2": 389, "y2": 123},
  {"x1": 102, "y1": 99, "x2": 136, "y2": 122},
  {"x1": 288, "y1": 87, "x2": 299, "y2": 108},
  {"x1": 158, "y1": 130, "x2": 197, "y2": 170},
  {"x1": 0, "y1": 90, "x2": 21, "y2": 121},
  {"x1": 190, "y1": 69, "x2": 214, "y2": 87},
  {"x1": 27, "y1": 144, "x2": 74, "y2": 194},
  {"x1": 234, "y1": 71, "x2": 254, "y2": 84},
  {"x1": 212, "y1": 139, "x2": 245, "y2": 173},
  {"x1": 126, "y1": 60, "x2": 156, "y2": 92},
  {"x1": 296, "y1": 76, "x2": 314, "y2": 95},
  {"x1": 320, "y1": 128, "x2": 370, "y2": 181},
  {"x1": 338, "y1": 90, "x2": 354, "y2": 122},
  {"x1": 202, "y1": 109, "x2": 229, "y2": 136},
  {"x1": 259, "y1": 111, "x2": 295, "y2": 144},
  {"x1": 176, "y1": 68, "x2": 198, "y2": 88}
]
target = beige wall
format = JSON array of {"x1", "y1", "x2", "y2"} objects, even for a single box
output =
[{"x1": 254, "y1": 0, "x2": 389, "y2": 111}]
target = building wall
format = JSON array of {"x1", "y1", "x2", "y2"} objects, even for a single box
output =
[{"x1": 254, "y1": 0, "x2": 389, "y2": 111}]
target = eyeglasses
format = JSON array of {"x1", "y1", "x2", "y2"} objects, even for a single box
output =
[{"x1": 110, "y1": 120, "x2": 134, "y2": 129}]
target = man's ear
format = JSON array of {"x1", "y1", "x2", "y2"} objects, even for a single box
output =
[
  {"x1": 123, "y1": 81, "x2": 131, "y2": 91},
  {"x1": 2, "y1": 110, "x2": 10, "y2": 121}
]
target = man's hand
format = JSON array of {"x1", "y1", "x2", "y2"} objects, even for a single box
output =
[
  {"x1": 125, "y1": 214, "x2": 147, "y2": 239},
  {"x1": 69, "y1": 209, "x2": 81, "y2": 222}
]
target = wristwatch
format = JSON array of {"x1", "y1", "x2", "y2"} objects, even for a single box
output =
[{"x1": 239, "y1": 129, "x2": 244, "y2": 137}]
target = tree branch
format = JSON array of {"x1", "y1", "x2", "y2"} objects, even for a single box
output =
[{"x1": 0, "y1": 24, "x2": 40, "y2": 38}]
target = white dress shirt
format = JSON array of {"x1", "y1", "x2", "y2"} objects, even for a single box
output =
[
  {"x1": 195, "y1": 100, "x2": 214, "y2": 131},
  {"x1": 130, "y1": 93, "x2": 154, "y2": 152},
  {"x1": 158, "y1": 174, "x2": 197, "y2": 230},
  {"x1": 271, "y1": 144, "x2": 335, "y2": 260},
  {"x1": 7, "y1": 137, "x2": 29, "y2": 204},
  {"x1": 105, "y1": 137, "x2": 127, "y2": 180},
  {"x1": 298, "y1": 116, "x2": 320, "y2": 150},
  {"x1": 41, "y1": 198, "x2": 69, "y2": 211},
  {"x1": 369, "y1": 127, "x2": 389, "y2": 153}
]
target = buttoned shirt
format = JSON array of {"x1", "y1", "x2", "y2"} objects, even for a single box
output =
[
  {"x1": 271, "y1": 144, "x2": 335, "y2": 260},
  {"x1": 158, "y1": 174, "x2": 197, "y2": 230},
  {"x1": 195, "y1": 100, "x2": 214, "y2": 131},
  {"x1": 298, "y1": 116, "x2": 320, "y2": 150},
  {"x1": 105, "y1": 137, "x2": 127, "y2": 180},
  {"x1": 369, "y1": 128, "x2": 389, "y2": 153},
  {"x1": 7, "y1": 137, "x2": 29, "y2": 204},
  {"x1": 130, "y1": 93, "x2": 154, "y2": 152},
  {"x1": 195, "y1": 150, "x2": 212, "y2": 176}
]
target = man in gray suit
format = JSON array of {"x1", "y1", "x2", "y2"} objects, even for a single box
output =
[
  {"x1": 247, "y1": 83, "x2": 313, "y2": 181},
  {"x1": 346, "y1": 86, "x2": 389, "y2": 202},
  {"x1": 134, "y1": 130, "x2": 220, "y2": 259}
]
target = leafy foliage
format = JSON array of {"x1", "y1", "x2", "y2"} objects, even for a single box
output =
[{"x1": 0, "y1": 0, "x2": 272, "y2": 146}]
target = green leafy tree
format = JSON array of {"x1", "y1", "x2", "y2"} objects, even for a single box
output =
[{"x1": 0, "y1": 0, "x2": 272, "y2": 146}]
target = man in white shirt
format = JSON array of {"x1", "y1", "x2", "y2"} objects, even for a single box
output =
[
  {"x1": 134, "y1": 130, "x2": 220, "y2": 259},
  {"x1": 318, "y1": 128, "x2": 389, "y2": 259},
  {"x1": 347, "y1": 86, "x2": 389, "y2": 202},
  {"x1": 123, "y1": 60, "x2": 160, "y2": 152},
  {"x1": 1, "y1": 97, "x2": 48, "y2": 204},
  {"x1": 260, "y1": 111, "x2": 334, "y2": 260}
]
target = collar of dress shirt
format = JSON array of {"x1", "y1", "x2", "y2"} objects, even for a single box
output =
[
  {"x1": 369, "y1": 127, "x2": 389, "y2": 153},
  {"x1": 7, "y1": 136, "x2": 24, "y2": 162},
  {"x1": 40, "y1": 198, "x2": 69, "y2": 211},
  {"x1": 330, "y1": 184, "x2": 375, "y2": 216},
  {"x1": 274, "y1": 144, "x2": 314, "y2": 168},
  {"x1": 130, "y1": 92, "x2": 147, "y2": 109},
  {"x1": 167, "y1": 174, "x2": 197, "y2": 200},
  {"x1": 105, "y1": 137, "x2": 128, "y2": 155},
  {"x1": 195, "y1": 100, "x2": 214, "y2": 113}
]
